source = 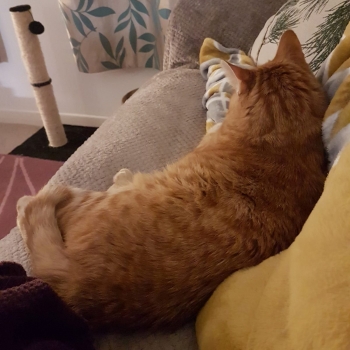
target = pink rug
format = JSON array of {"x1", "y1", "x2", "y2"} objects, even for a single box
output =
[{"x1": 0, "y1": 154, "x2": 63, "y2": 239}]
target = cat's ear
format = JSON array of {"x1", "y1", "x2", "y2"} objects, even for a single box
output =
[
  {"x1": 274, "y1": 30, "x2": 307, "y2": 67},
  {"x1": 221, "y1": 60, "x2": 253, "y2": 93}
]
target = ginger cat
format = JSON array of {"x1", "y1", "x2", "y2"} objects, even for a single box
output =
[{"x1": 17, "y1": 31, "x2": 327, "y2": 332}]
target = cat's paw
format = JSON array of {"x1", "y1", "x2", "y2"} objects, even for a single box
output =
[
  {"x1": 113, "y1": 168, "x2": 133, "y2": 187},
  {"x1": 16, "y1": 195, "x2": 34, "y2": 245}
]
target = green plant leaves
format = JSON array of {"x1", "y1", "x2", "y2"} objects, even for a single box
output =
[
  {"x1": 76, "y1": 0, "x2": 85, "y2": 12},
  {"x1": 79, "y1": 13, "x2": 95, "y2": 31},
  {"x1": 88, "y1": 7, "x2": 115, "y2": 17},
  {"x1": 78, "y1": 59, "x2": 88, "y2": 72},
  {"x1": 118, "y1": 6, "x2": 131, "y2": 22},
  {"x1": 131, "y1": 9, "x2": 146, "y2": 28},
  {"x1": 139, "y1": 31, "x2": 157, "y2": 69},
  {"x1": 100, "y1": 33, "x2": 126, "y2": 69},
  {"x1": 63, "y1": 1, "x2": 172, "y2": 72},
  {"x1": 99, "y1": 33, "x2": 114, "y2": 59},
  {"x1": 115, "y1": 37, "x2": 124, "y2": 59},
  {"x1": 70, "y1": 3, "x2": 114, "y2": 34},
  {"x1": 145, "y1": 54, "x2": 154, "y2": 68},
  {"x1": 268, "y1": 8, "x2": 300, "y2": 44},
  {"x1": 131, "y1": 0, "x2": 149, "y2": 15},
  {"x1": 72, "y1": 11, "x2": 85, "y2": 36},
  {"x1": 101, "y1": 61, "x2": 119, "y2": 69},
  {"x1": 139, "y1": 44, "x2": 154, "y2": 52},
  {"x1": 304, "y1": 0, "x2": 350, "y2": 72},
  {"x1": 129, "y1": 20, "x2": 137, "y2": 53},
  {"x1": 263, "y1": 0, "x2": 350, "y2": 73},
  {"x1": 114, "y1": 20, "x2": 130, "y2": 33},
  {"x1": 70, "y1": 38, "x2": 80, "y2": 47},
  {"x1": 86, "y1": 0, "x2": 94, "y2": 11},
  {"x1": 71, "y1": 37, "x2": 89, "y2": 73},
  {"x1": 158, "y1": 8, "x2": 171, "y2": 19},
  {"x1": 138, "y1": 33, "x2": 156, "y2": 42},
  {"x1": 299, "y1": 0, "x2": 328, "y2": 20},
  {"x1": 79, "y1": 52, "x2": 89, "y2": 72},
  {"x1": 138, "y1": 32, "x2": 156, "y2": 69}
]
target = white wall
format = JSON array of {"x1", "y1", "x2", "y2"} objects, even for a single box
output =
[{"x1": 0, "y1": 0, "x2": 157, "y2": 126}]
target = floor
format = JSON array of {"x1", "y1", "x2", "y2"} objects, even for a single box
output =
[
  {"x1": 0, "y1": 123, "x2": 39, "y2": 154},
  {"x1": 10, "y1": 124, "x2": 97, "y2": 161}
]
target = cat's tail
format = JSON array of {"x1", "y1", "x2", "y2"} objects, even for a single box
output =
[{"x1": 17, "y1": 185, "x2": 72, "y2": 284}]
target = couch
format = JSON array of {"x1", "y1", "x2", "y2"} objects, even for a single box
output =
[{"x1": 0, "y1": 0, "x2": 286, "y2": 348}]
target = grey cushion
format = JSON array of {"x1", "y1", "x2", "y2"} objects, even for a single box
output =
[{"x1": 164, "y1": 0, "x2": 287, "y2": 69}]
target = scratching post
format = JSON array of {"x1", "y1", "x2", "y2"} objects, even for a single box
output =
[{"x1": 10, "y1": 5, "x2": 67, "y2": 147}]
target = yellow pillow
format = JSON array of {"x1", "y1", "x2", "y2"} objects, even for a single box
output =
[{"x1": 196, "y1": 142, "x2": 350, "y2": 350}]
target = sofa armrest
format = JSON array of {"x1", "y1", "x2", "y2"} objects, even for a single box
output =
[
  {"x1": 49, "y1": 68, "x2": 206, "y2": 190},
  {"x1": 163, "y1": 0, "x2": 286, "y2": 70}
]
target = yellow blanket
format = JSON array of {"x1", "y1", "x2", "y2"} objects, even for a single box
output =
[
  {"x1": 320, "y1": 22, "x2": 350, "y2": 167},
  {"x1": 196, "y1": 142, "x2": 350, "y2": 350},
  {"x1": 196, "y1": 25, "x2": 350, "y2": 350}
]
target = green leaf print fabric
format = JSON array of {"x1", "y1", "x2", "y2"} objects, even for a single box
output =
[
  {"x1": 250, "y1": 0, "x2": 350, "y2": 74},
  {"x1": 58, "y1": 0, "x2": 176, "y2": 73}
]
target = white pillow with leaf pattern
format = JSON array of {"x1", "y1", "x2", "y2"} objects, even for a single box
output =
[{"x1": 250, "y1": 0, "x2": 350, "y2": 73}]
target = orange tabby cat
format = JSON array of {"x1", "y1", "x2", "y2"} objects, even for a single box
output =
[{"x1": 17, "y1": 31, "x2": 327, "y2": 332}]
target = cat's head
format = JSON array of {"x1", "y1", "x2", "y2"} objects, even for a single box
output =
[{"x1": 221, "y1": 30, "x2": 327, "y2": 124}]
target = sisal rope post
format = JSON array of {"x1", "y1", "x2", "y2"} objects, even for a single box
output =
[{"x1": 10, "y1": 5, "x2": 67, "y2": 147}]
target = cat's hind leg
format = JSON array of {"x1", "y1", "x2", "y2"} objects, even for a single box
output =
[
  {"x1": 16, "y1": 195, "x2": 34, "y2": 246},
  {"x1": 16, "y1": 186, "x2": 71, "y2": 277}
]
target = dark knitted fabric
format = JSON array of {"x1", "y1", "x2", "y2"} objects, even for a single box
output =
[{"x1": 0, "y1": 262, "x2": 95, "y2": 350}]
